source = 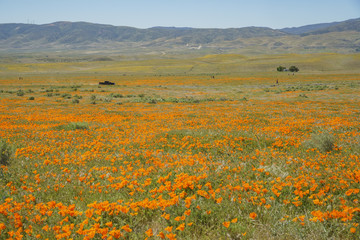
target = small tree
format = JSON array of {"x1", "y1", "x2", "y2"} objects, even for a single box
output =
[
  {"x1": 277, "y1": 66, "x2": 286, "y2": 72},
  {"x1": 289, "y1": 66, "x2": 299, "y2": 72}
]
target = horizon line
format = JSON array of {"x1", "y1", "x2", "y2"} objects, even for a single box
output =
[{"x1": 0, "y1": 17, "x2": 358, "y2": 30}]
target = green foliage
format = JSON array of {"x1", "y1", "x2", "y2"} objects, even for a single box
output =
[
  {"x1": 307, "y1": 130, "x2": 335, "y2": 153},
  {"x1": 148, "y1": 99, "x2": 157, "y2": 104},
  {"x1": 289, "y1": 65, "x2": 299, "y2": 72},
  {"x1": 103, "y1": 97, "x2": 112, "y2": 103},
  {"x1": 0, "y1": 139, "x2": 15, "y2": 166},
  {"x1": 110, "y1": 93, "x2": 123, "y2": 98},
  {"x1": 28, "y1": 96, "x2": 35, "y2": 100},
  {"x1": 277, "y1": 65, "x2": 299, "y2": 72},
  {"x1": 73, "y1": 94, "x2": 82, "y2": 100},
  {"x1": 90, "y1": 94, "x2": 97, "y2": 104},
  {"x1": 277, "y1": 66, "x2": 286, "y2": 72},
  {"x1": 62, "y1": 93, "x2": 72, "y2": 99},
  {"x1": 56, "y1": 122, "x2": 89, "y2": 131},
  {"x1": 16, "y1": 89, "x2": 25, "y2": 96},
  {"x1": 71, "y1": 85, "x2": 82, "y2": 89}
]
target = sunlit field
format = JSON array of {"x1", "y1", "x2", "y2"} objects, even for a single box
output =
[{"x1": 0, "y1": 55, "x2": 359, "y2": 239}]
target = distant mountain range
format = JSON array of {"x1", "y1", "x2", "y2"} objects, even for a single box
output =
[
  {"x1": 280, "y1": 18, "x2": 360, "y2": 35},
  {"x1": 0, "y1": 18, "x2": 359, "y2": 54}
]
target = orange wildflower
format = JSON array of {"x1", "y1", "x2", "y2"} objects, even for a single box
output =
[
  {"x1": 0, "y1": 223, "x2": 5, "y2": 234},
  {"x1": 121, "y1": 225, "x2": 132, "y2": 233},
  {"x1": 166, "y1": 233, "x2": 177, "y2": 240},
  {"x1": 223, "y1": 221, "x2": 230, "y2": 228},
  {"x1": 184, "y1": 209, "x2": 191, "y2": 216},
  {"x1": 158, "y1": 231, "x2": 165, "y2": 239},
  {"x1": 105, "y1": 222, "x2": 113, "y2": 228},
  {"x1": 249, "y1": 212, "x2": 257, "y2": 220},
  {"x1": 161, "y1": 213, "x2": 170, "y2": 220},
  {"x1": 145, "y1": 228, "x2": 153, "y2": 237},
  {"x1": 176, "y1": 223, "x2": 185, "y2": 231}
]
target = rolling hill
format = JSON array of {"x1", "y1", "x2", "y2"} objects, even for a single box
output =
[
  {"x1": 0, "y1": 18, "x2": 359, "y2": 54},
  {"x1": 280, "y1": 22, "x2": 341, "y2": 35}
]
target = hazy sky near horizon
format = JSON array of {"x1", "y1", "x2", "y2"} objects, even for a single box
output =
[{"x1": 0, "y1": 0, "x2": 359, "y2": 29}]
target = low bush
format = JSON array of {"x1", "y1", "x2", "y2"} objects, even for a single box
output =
[
  {"x1": 16, "y1": 90, "x2": 24, "y2": 96},
  {"x1": 306, "y1": 130, "x2": 335, "y2": 153},
  {"x1": 0, "y1": 139, "x2": 15, "y2": 166},
  {"x1": 56, "y1": 122, "x2": 89, "y2": 131}
]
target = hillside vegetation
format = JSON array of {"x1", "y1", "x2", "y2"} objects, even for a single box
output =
[{"x1": 0, "y1": 18, "x2": 359, "y2": 54}]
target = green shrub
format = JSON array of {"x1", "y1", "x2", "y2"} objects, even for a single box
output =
[
  {"x1": 307, "y1": 130, "x2": 335, "y2": 153},
  {"x1": 289, "y1": 66, "x2": 299, "y2": 72},
  {"x1": 28, "y1": 96, "x2": 35, "y2": 100},
  {"x1": 0, "y1": 139, "x2": 14, "y2": 166},
  {"x1": 16, "y1": 90, "x2": 24, "y2": 96},
  {"x1": 148, "y1": 99, "x2": 157, "y2": 104},
  {"x1": 277, "y1": 66, "x2": 286, "y2": 72},
  {"x1": 110, "y1": 93, "x2": 123, "y2": 98},
  {"x1": 104, "y1": 97, "x2": 112, "y2": 103},
  {"x1": 73, "y1": 95, "x2": 82, "y2": 100},
  {"x1": 68, "y1": 122, "x2": 89, "y2": 130},
  {"x1": 56, "y1": 122, "x2": 89, "y2": 131},
  {"x1": 62, "y1": 93, "x2": 72, "y2": 99},
  {"x1": 298, "y1": 94, "x2": 308, "y2": 98}
]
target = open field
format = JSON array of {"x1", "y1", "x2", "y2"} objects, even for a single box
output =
[
  {"x1": 0, "y1": 53, "x2": 359, "y2": 239},
  {"x1": 1, "y1": 53, "x2": 360, "y2": 76}
]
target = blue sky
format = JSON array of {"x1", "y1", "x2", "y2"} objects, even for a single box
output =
[{"x1": 0, "y1": 0, "x2": 359, "y2": 29}]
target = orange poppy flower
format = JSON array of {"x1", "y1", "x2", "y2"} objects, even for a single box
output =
[{"x1": 249, "y1": 212, "x2": 257, "y2": 219}]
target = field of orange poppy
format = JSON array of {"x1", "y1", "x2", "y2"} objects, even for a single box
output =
[{"x1": 0, "y1": 54, "x2": 359, "y2": 239}]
